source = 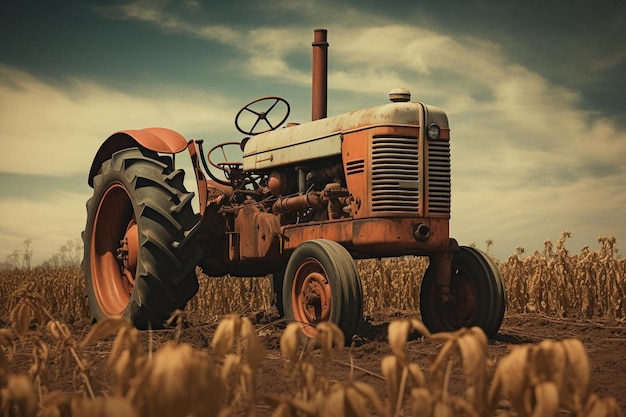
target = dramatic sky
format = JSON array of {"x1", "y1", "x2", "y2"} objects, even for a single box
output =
[{"x1": 1, "y1": 0, "x2": 624, "y2": 264}]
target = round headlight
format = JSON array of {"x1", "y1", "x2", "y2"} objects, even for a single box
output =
[{"x1": 427, "y1": 123, "x2": 440, "y2": 140}]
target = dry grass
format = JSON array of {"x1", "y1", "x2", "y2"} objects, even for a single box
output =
[
  {"x1": 185, "y1": 257, "x2": 428, "y2": 323},
  {"x1": 1, "y1": 232, "x2": 624, "y2": 415},
  {"x1": 0, "y1": 267, "x2": 88, "y2": 324},
  {"x1": 502, "y1": 232, "x2": 625, "y2": 319},
  {"x1": 1, "y1": 232, "x2": 623, "y2": 324},
  {"x1": 187, "y1": 232, "x2": 625, "y2": 321},
  {"x1": 186, "y1": 272, "x2": 273, "y2": 322},
  {"x1": 1, "y1": 296, "x2": 623, "y2": 416}
]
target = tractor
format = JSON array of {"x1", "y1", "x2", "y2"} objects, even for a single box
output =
[{"x1": 82, "y1": 29, "x2": 506, "y2": 340}]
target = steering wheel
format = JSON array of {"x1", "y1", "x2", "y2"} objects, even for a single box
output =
[
  {"x1": 207, "y1": 142, "x2": 243, "y2": 186},
  {"x1": 235, "y1": 96, "x2": 290, "y2": 135}
]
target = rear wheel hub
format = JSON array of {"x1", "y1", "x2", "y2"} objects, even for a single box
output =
[{"x1": 117, "y1": 220, "x2": 138, "y2": 291}]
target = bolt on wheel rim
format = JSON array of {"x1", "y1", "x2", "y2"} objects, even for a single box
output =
[
  {"x1": 118, "y1": 220, "x2": 138, "y2": 294},
  {"x1": 292, "y1": 258, "x2": 331, "y2": 338}
]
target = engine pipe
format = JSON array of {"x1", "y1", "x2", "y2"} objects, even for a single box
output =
[
  {"x1": 272, "y1": 192, "x2": 326, "y2": 214},
  {"x1": 312, "y1": 29, "x2": 328, "y2": 121}
]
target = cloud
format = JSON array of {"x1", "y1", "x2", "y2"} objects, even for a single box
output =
[
  {"x1": 1, "y1": 1, "x2": 623, "y2": 261},
  {"x1": 0, "y1": 64, "x2": 235, "y2": 176},
  {"x1": 95, "y1": 1, "x2": 314, "y2": 84},
  {"x1": 0, "y1": 192, "x2": 89, "y2": 265},
  {"x1": 451, "y1": 168, "x2": 626, "y2": 257},
  {"x1": 450, "y1": 64, "x2": 626, "y2": 188},
  {"x1": 95, "y1": 0, "x2": 244, "y2": 45}
]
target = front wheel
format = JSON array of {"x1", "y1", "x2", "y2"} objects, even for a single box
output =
[
  {"x1": 82, "y1": 147, "x2": 204, "y2": 329},
  {"x1": 283, "y1": 239, "x2": 362, "y2": 341},
  {"x1": 419, "y1": 246, "x2": 506, "y2": 338}
]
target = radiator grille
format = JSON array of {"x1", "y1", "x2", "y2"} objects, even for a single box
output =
[
  {"x1": 346, "y1": 159, "x2": 365, "y2": 175},
  {"x1": 371, "y1": 136, "x2": 420, "y2": 213},
  {"x1": 427, "y1": 140, "x2": 451, "y2": 214}
]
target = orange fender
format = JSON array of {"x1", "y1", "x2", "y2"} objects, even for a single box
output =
[{"x1": 88, "y1": 127, "x2": 188, "y2": 187}]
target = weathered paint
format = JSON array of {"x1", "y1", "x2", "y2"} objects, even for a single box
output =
[
  {"x1": 242, "y1": 101, "x2": 429, "y2": 171},
  {"x1": 232, "y1": 205, "x2": 281, "y2": 261},
  {"x1": 88, "y1": 127, "x2": 188, "y2": 187},
  {"x1": 280, "y1": 217, "x2": 450, "y2": 256},
  {"x1": 187, "y1": 140, "x2": 208, "y2": 216},
  {"x1": 342, "y1": 125, "x2": 426, "y2": 219},
  {"x1": 312, "y1": 29, "x2": 328, "y2": 121}
]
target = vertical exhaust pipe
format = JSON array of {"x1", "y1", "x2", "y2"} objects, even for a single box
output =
[{"x1": 312, "y1": 29, "x2": 328, "y2": 121}]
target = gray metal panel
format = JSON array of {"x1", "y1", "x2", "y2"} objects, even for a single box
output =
[
  {"x1": 242, "y1": 102, "x2": 424, "y2": 171},
  {"x1": 247, "y1": 133, "x2": 342, "y2": 170},
  {"x1": 424, "y1": 104, "x2": 449, "y2": 128}
]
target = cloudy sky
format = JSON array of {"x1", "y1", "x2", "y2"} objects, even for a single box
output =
[{"x1": 1, "y1": 0, "x2": 624, "y2": 264}]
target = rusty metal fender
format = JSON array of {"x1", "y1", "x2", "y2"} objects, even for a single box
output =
[{"x1": 87, "y1": 127, "x2": 188, "y2": 187}]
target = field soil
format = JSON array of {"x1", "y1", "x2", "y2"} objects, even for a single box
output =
[{"x1": 7, "y1": 308, "x2": 626, "y2": 415}]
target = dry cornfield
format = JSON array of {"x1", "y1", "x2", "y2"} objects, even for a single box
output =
[
  {"x1": 0, "y1": 232, "x2": 625, "y2": 416},
  {"x1": 0, "y1": 294, "x2": 623, "y2": 417},
  {"x1": 0, "y1": 267, "x2": 88, "y2": 324},
  {"x1": 501, "y1": 232, "x2": 625, "y2": 319},
  {"x1": 1, "y1": 232, "x2": 623, "y2": 322},
  {"x1": 185, "y1": 256, "x2": 429, "y2": 323},
  {"x1": 167, "y1": 231, "x2": 626, "y2": 321}
]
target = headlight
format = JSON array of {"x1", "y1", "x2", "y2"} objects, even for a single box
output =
[{"x1": 426, "y1": 123, "x2": 440, "y2": 140}]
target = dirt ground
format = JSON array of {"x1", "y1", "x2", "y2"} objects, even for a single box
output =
[{"x1": 8, "y1": 309, "x2": 626, "y2": 415}]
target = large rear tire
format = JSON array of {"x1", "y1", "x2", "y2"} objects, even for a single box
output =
[
  {"x1": 419, "y1": 246, "x2": 506, "y2": 338},
  {"x1": 283, "y1": 239, "x2": 362, "y2": 342},
  {"x1": 82, "y1": 147, "x2": 204, "y2": 329}
]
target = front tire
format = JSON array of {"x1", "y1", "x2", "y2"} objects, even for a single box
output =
[
  {"x1": 82, "y1": 147, "x2": 203, "y2": 329},
  {"x1": 419, "y1": 246, "x2": 506, "y2": 338},
  {"x1": 283, "y1": 239, "x2": 362, "y2": 341}
]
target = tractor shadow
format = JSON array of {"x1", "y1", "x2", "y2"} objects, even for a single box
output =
[{"x1": 355, "y1": 315, "x2": 536, "y2": 346}]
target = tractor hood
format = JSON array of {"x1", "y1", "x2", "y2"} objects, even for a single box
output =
[{"x1": 242, "y1": 101, "x2": 447, "y2": 171}]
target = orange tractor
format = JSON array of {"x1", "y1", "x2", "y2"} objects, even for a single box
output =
[{"x1": 82, "y1": 29, "x2": 505, "y2": 339}]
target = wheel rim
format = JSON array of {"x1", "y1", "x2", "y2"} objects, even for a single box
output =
[
  {"x1": 91, "y1": 183, "x2": 137, "y2": 316},
  {"x1": 291, "y1": 258, "x2": 332, "y2": 338},
  {"x1": 120, "y1": 220, "x2": 138, "y2": 292},
  {"x1": 429, "y1": 267, "x2": 478, "y2": 330}
]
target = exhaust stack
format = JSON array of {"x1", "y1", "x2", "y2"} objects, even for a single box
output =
[{"x1": 312, "y1": 29, "x2": 328, "y2": 121}]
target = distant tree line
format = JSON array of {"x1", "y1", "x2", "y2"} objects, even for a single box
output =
[
  {"x1": 1, "y1": 238, "x2": 82, "y2": 270},
  {"x1": 2, "y1": 239, "x2": 34, "y2": 270}
]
